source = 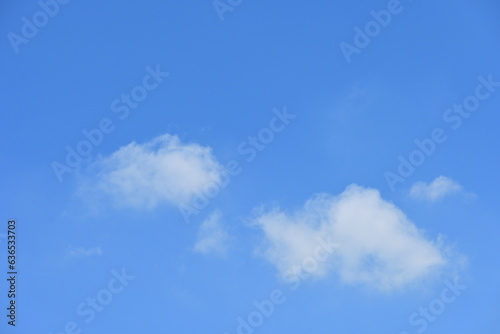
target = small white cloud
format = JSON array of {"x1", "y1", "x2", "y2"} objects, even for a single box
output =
[
  {"x1": 68, "y1": 247, "x2": 103, "y2": 258},
  {"x1": 410, "y1": 176, "x2": 464, "y2": 201},
  {"x1": 252, "y1": 185, "x2": 451, "y2": 291},
  {"x1": 194, "y1": 211, "x2": 230, "y2": 255},
  {"x1": 80, "y1": 133, "x2": 223, "y2": 209}
]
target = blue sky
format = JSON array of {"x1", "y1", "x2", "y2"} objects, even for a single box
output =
[{"x1": 1, "y1": 0, "x2": 500, "y2": 333}]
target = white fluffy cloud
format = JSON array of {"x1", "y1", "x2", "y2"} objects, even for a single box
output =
[
  {"x1": 410, "y1": 176, "x2": 464, "y2": 201},
  {"x1": 194, "y1": 211, "x2": 230, "y2": 255},
  {"x1": 253, "y1": 185, "x2": 448, "y2": 290},
  {"x1": 82, "y1": 134, "x2": 223, "y2": 209}
]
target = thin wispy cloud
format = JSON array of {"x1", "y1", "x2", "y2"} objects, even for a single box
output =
[
  {"x1": 67, "y1": 246, "x2": 103, "y2": 258},
  {"x1": 80, "y1": 133, "x2": 223, "y2": 209},
  {"x1": 252, "y1": 185, "x2": 451, "y2": 291},
  {"x1": 194, "y1": 211, "x2": 230, "y2": 256},
  {"x1": 410, "y1": 176, "x2": 465, "y2": 201}
]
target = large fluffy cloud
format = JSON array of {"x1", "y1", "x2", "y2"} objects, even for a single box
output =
[
  {"x1": 81, "y1": 134, "x2": 223, "y2": 209},
  {"x1": 252, "y1": 185, "x2": 449, "y2": 290}
]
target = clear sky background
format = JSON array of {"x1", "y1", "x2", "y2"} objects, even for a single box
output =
[{"x1": 1, "y1": 0, "x2": 499, "y2": 333}]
